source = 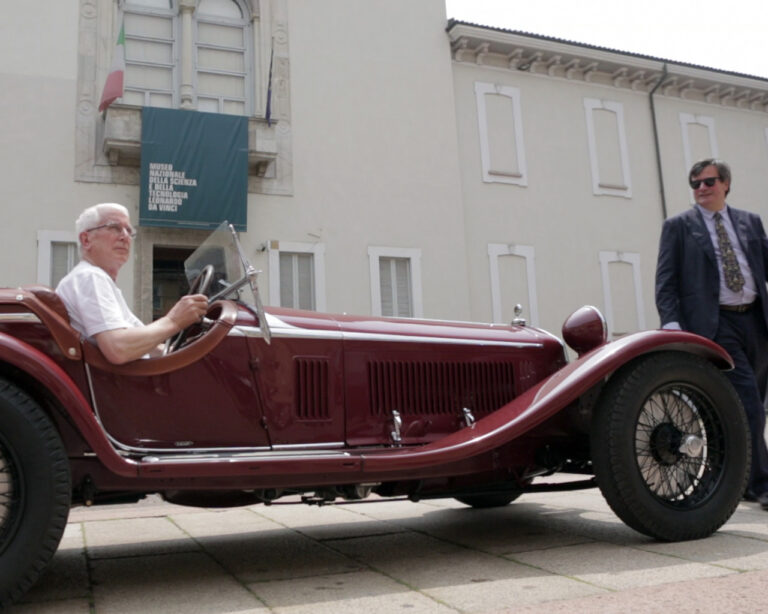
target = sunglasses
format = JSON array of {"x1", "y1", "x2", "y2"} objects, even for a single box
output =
[{"x1": 689, "y1": 176, "x2": 719, "y2": 189}]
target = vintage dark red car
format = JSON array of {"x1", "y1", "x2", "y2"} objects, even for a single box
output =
[{"x1": 0, "y1": 223, "x2": 750, "y2": 607}]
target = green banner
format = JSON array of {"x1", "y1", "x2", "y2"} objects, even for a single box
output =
[{"x1": 139, "y1": 107, "x2": 248, "y2": 230}]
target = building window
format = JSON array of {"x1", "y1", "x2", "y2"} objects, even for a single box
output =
[
  {"x1": 121, "y1": 0, "x2": 252, "y2": 115},
  {"x1": 268, "y1": 241, "x2": 326, "y2": 311},
  {"x1": 279, "y1": 252, "x2": 315, "y2": 310},
  {"x1": 598, "y1": 251, "x2": 646, "y2": 339},
  {"x1": 123, "y1": 0, "x2": 177, "y2": 108},
  {"x1": 37, "y1": 231, "x2": 79, "y2": 288},
  {"x1": 79, "y1": 0, "x2": 290, "y2": 189},
  {"x1": 474, "y1": 82, "x2": 527, "y2": 186},
  {"x1": 584, "y1": 98, "x2": 632, "y2": 198},
  {"x1": 195, "y1": 0, "x2": 250, "y2": 115},
  {"x1": 368, "y1": 247, "x2": 423, "y2": 318},
  {"x1": 379, "y1": 258, "x2": 411, "y2": 317},
  {"x1": 680, "y1": 113, "x2": 719, "y2": 179},
  {"x1": 487, "y1": 244, "x2": 539, "y2": 326}
]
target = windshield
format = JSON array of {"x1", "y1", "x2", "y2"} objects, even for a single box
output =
[
  {"x1": 184, "y1": 221, "x2": 250, "y2": 303},
  {"x1": 183, "y1": 221, "x2": 271, "y2": 343}
]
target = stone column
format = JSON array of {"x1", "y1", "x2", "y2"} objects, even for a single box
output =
[{"x1": 179, "y1": 0, "x2": 195, "y2": 109}]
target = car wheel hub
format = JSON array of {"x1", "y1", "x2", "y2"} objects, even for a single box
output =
[
  {"x1": 650, "y1": 423, "x2": 682, "y2": 465},
  {"x1": 679, "y1": 433, "x2": 705, "y2": 458}
]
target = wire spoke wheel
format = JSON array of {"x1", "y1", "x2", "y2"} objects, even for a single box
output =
[
  {"x1": 0, "y1": 439, "x2": 23, "y2": 554},
  {"x1": 591, "y1": 352, "x2": 749, "y2": 541},
  {"x1": 635, "y1": 385, "x2": 723, "y2": 507}
]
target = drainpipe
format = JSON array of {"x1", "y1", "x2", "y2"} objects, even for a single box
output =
[{"x1": 649, "y1": 63, "x2": 668, "y2": 220}]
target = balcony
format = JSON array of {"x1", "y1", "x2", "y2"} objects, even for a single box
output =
[{"x1": 101, "y1": 105, "x2": 278, "y2": 177}]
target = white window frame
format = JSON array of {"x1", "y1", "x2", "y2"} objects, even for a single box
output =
[
  {"x1": 487, "y1": 244, "x2": 539, "y2": 327},
  {"x1": 37, "y1": 230, "x2": 78, "y2": 287},
  {"x1": 194, "y1": 0, "x2": 253, "y2": 115},
  {"x1": 680, "y1": 113, "x2": 719, "y2": 177},
  {"x1": 598, "y1": 250, "x2": 645, "y2": 339},
  {"x1": 122, "y1": 0, "x2": 180, "y2": 108},
  {"x1": 474, "y1": 82, "x2": 528, "y2": 186},
  {"x1": 121, "y1": 0, "x2": 256, "y2": 115},
  {"x1": 367, "y1": 247, "x2": 423, "y2": 318},
  {"x1": 584, "y1": 98, "x2": 632, "y2": 198},
  {"x1": 267, "y1": 241, "x2": 326, "y2": 311}
]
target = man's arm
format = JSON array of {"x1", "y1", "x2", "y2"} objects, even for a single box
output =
[
  {"x1": 655, "y1": 219, "x2": 683, "y2": 328},
  {"x1": 95, "y1": 294, "x2": 208, "y2": 364},
  {"x1": 755, "y1": 214, "x2": 768, "y2": 282}
]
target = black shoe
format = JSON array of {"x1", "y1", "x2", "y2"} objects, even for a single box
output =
[
  {"x1": 756, "y1": 492, "x2": 768, "y2": 510},
  {"x1": 744, "y1": 490, "x2": 758, "y2": 502}
]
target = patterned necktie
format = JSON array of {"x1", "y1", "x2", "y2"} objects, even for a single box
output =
[{"x1": 714, "y1": 212, "x2": 745, "y2": 292}]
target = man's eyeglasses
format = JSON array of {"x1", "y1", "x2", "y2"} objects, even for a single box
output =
[
  {"x1": 86, "y1": 222, "x2": 137, "y2": 239},
  {"x1": 690, "y1": 176, "x2": 720, "y2": 190}
]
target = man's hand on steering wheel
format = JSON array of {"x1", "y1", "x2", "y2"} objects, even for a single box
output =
[
  {"x1": 163, "y1": 265, "x2": 215, "y2": 354},
  {"x1": 168, "y1": 294, "x2": 209, "y2": 329}
]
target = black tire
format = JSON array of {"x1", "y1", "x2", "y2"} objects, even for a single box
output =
[
  {"x1": 591, "y1": 351, "x2": 749, "y2": 542},
  {"x1": 455, "y1": 491, "x2": 522, "y2": 508},
  {"x1": 0, "y1": 378, "x2": 71, "y2": 608}
]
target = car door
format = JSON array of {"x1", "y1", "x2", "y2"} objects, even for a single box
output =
[{"x1": 85, "y1": 333, "x2": 270, "y2": 451}]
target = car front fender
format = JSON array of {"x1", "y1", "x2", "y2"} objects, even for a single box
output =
[
  {"x1": 0, "y1": 332, "x2": 138, "y2": 477},
  {"x1": 362, "y1": 329, "x2": 732, "y2": 472}
]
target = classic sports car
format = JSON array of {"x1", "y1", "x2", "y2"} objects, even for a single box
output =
[{"x1": 0, "y1": 223, "x2": 750, "y2": 607}]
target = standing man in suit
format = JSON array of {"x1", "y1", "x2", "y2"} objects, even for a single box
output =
[{"x1": 656, "y1": 158, "x2": 768, "y2": 509}]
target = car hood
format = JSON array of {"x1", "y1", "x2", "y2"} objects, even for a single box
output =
[{"x1": 263, "y1": 306, "x2": 563, "y2": 350}]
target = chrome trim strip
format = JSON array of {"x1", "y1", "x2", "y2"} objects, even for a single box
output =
[
  {"x1": 119, "y1": 443, "x2": 272, "y2": 455},
  {"x1": 272, "y1": 442, "x2": 346, "y2": 450},
  {"x1": 539, "y1": 327, "x2": 567, "y2": 351},
  {"x1": 0, "y1": 312, "x2": 40, "y2": 323},
  {"x1": 232, "y1": 324, "x2": 543, "y2": 348},
  {"x1": 141, "y1": 449, "x2": 352, "y2": 463}
]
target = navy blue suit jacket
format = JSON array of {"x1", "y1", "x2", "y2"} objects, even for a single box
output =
[{"x1": 655, "y1": 206, "x2": 768, "y2": 339}]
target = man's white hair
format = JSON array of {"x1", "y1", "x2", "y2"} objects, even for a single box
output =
[
  {"x1": 75, "y1": 203, "x2": 130, "y2": 235},
  {"x1": 75, "y1": 203, "x2": 131, "y2": 255}
]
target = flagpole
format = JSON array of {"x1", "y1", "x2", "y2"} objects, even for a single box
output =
[{"x1": 265, "y1": 37, "x2": 274, "y2": 126}]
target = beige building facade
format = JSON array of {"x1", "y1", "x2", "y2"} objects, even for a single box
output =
[
  {"x1": 449, "y1": 21, "x2": 768, "y2": 336},
  {"x1": 2, "y1": 1, "x2": 768, "y2": 339}
]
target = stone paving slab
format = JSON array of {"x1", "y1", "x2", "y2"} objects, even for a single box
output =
[
  {"x1": 11, "y1": 483, "x2": 768, "y2": 613},
  {"x1": 512, "y1": 540, "x2": 735, "y2": 590},
  {"x1": 91, "y1": 552, "x2": 266, "y2": 614},
  {"x1": 83, "y1": 516, "x2": 198, "y2": 559},
  {"x1": 251, "y1": 570, "x2": 456, "y2": 613},
  {"x1": 505, "y1": 569, "x2": 768, "y2": 614}
]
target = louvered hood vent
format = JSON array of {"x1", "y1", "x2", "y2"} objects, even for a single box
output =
[
  {"x1": 368, "y1": 360, "x2": 516, "y2": 416},
  {"x1": 295, "y1": 358, "x2": 330, "y2": 419}
]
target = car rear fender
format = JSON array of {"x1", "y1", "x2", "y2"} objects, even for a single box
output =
[
  {"x1": 362, "y1": 329, "x2": 732, "y2": 471},
  {"x1": 0, "y1": 332, "x2": 138, "y2": 477}
]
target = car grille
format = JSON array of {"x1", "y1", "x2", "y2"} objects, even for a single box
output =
[{"x1": 367, "y1": 360, "x2": 516, "y2": 416}]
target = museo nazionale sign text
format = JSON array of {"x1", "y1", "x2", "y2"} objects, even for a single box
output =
[{"x1": 139, "y1": 107, "x2": 248, "y2": 231}]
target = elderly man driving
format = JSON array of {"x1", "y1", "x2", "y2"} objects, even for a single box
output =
[{"x1": 56, "y1": 203, "x2": 208, "y2": 364}]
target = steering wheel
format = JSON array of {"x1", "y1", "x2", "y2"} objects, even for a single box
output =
[
  {"x1": 188, "y1": 264, "x2": 215, "y2": 297},
  {"x1": 163, "y1": 265, "x2": 215, "y2": 354}
]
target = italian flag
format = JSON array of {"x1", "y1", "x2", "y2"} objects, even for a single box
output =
[{"x1": 98, "y1": 20, "x2": 125, "y2": 112}]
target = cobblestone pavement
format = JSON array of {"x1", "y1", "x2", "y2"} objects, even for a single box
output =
[{"x1": 11, "y1": 476, "x2": 768, "y2": 613}]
